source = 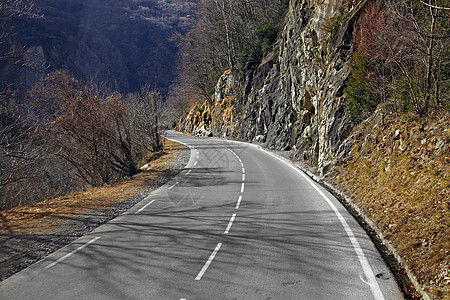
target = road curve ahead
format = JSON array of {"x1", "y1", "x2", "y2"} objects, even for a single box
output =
[{"x1": 0, "y1": 131, "x2": 403, "y2": 299}]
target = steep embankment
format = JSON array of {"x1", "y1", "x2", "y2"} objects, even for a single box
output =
[
  {"x1": 179, "y1": 0, "x2": 449, "y2": 298},
  {"x1": 327, "y1": 112, "x2": 449, "y2": 299}
]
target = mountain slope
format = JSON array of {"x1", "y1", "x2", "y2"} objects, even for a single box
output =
[{"x1": 1, "y1": 0, "x2": 194, "y2": 94}]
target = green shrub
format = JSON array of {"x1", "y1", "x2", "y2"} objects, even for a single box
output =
[
  {"x1": 255, "y1": 23, "x2": 278, "y2": 54},
  {"x1": 321, "y1": 15, "x2": 345, "y2": 34},
  {"x1": 236, "y1": 22, "x2": 279, "y2": 72},
  {"x1": 196, "y1": 106, "x2": 205, "y2": 114},
  {"x1": 344, "y1": 52, "x2": 379, "y2": 124}
]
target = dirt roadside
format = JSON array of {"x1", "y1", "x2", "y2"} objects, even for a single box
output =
[{"x1": 0, "y1": 139, "x2": 190, "y2": 281}]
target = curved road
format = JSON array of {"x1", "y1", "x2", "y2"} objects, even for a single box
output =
[{"x1": 0, "y1": 131, "x2": 403, "y2": 299}]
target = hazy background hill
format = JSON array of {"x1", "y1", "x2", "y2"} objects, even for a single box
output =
[{"x1": 0, "y1": 0, "x2": 194, "y2": 95}]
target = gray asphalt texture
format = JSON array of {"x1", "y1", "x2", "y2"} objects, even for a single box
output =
[{"x1": 0, "y1": 131, "x2": 403, "y2": 299}]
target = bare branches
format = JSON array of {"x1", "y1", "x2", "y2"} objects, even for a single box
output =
[
  {"x1": 419, "y1": 1, "x2": 450, "y2": 10},
  {"x1": 0, "y1": 0, "x2": 39, "y2": 21},
  {"x1": 0, "y1": 1, "x2": 43, "y2": 74},
  {"x1": 0, "y1": 0, "x2": 42, "y2": 68},
  {"x1": 29, "y1": 71, "x2": 162, "y2": 187},
  {"x1": 0, "y1": 95, "x2": 44, "y2": 199},
  {"x1": 173, "y1": 0, "x2": 286, "y2": 107},
  {"x1": 126, "y1": 86, "x2": 163, "y2": 154},
  {"x1": 0, "y1": 0, "x2": 47, "y2": 209},
  {"x1": 347, "y1": 0, "x2": 449, "y2": 120}
]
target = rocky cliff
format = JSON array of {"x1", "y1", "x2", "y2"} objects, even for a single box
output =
[{"x1": 180, "y1": 0, "x2": 369, "y2": 174}]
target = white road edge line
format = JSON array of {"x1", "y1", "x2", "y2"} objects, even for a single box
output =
[
  {"x1": 168, "y1": 182, "x2": 179, "y2": 190},
  {"x1": 195, "y1": 243, "x2": 222, "y2": 280},
  {"x1": 224, "y1": 213, "x2": 237, "y2": 234},
  {"x1": 135, "y1": 199, "x2": 157, "y2": 214},
  {"x1": 165, "y1": 137, "x2": 189, "y2": 148},
  {"x1": 258, "y1": 146, "x2": 385, "y2": 300},
  {"x1": 44, "y1": 237, "x2": 100, "y2": 270},
  {"x1": 236, "y1": 195, "x2": 243, "y2": 209}
]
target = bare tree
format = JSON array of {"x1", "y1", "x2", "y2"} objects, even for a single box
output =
[
  {"x1": 29, "y1": 70, "x2": 145, "y2": 187},
  {"x1": 348, "y1": 0, "x2": 449, "y2": 118},
  {"x1": 0, "y1": 0, "x2": 45, "y2": 208},
  {"x1": 0, "y1": 0, "x2": 40, "y2": 66},
  {"x1": 0, "y1": 92, "x2": 43, "y2": 194},
  {"x1": 384, "y1": 0, "x2": 449, "y2": 113},
  {"x1": 172, "y1": 0, "x2": 287, "y2": 106},
  {"x1": 126, "y1": 86, "x2": 163, "y2": 154}
]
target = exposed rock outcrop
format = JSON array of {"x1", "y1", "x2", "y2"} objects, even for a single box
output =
[{"x1": 181, "y1": 0, "x2": 368, "y2": 174}]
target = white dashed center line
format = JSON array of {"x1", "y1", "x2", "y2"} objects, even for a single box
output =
[
  {"x1": 195, "y1": 243, "x2": 222, "y2": 280},
  {"x1": 194, "y1": 144, "x2": 247, "y2": 281},
  {"x1": 224, "y1": 213, "x2": 237, "y2": 234},
  {"x1": 236, "y1": 195, "x2": 243, "y2": 209}
]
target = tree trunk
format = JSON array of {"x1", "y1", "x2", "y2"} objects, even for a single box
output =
[{"x1": 425, "y1": 0, "x2": 437, "y2": 111}]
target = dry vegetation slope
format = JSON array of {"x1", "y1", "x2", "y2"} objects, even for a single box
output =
[
  {"x1": 327, "y1": 111, "x2": 449, "y2": 299},
  {"x1": 0, "y1": 139, "x2": 186, "y2": 279}
]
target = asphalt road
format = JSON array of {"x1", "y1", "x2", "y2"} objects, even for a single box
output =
[{"x1": 0, "y1": 131, "x2": 403, "y2": 299}]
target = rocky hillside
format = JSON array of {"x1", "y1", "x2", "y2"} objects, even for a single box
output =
[
  {"x1": 0, "y1": 0, "x2": 194, "y2": 95},
  {"x1": 180, "y1": 0, "x2": 361, "y2": 174},
  {"x1": 326, "y1": 111, "x2": 449, "y2": 299}
]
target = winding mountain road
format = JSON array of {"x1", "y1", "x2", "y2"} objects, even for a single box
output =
[{"x1": 0, "y1": 131, "x2": 403, "y2": 299}]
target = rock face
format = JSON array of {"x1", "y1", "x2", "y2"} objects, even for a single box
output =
[{"x1": 181, "y1": 0, "x2": 368, "y2": 174}]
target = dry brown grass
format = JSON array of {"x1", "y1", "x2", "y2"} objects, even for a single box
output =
[
  {"x1": 328, "y1": 111, "x2": 449, "y2": 299},
  {"x1": 0, "y1": 139, "x2": 184, "y2": 236}
]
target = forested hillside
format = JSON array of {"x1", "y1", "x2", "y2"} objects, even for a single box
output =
[
  {"x1": 1, "y1": 0, "x2": 194, "y2": 95},
  {"x1": 0, "y1": 0, "x2": 194, "y2": 210}
]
